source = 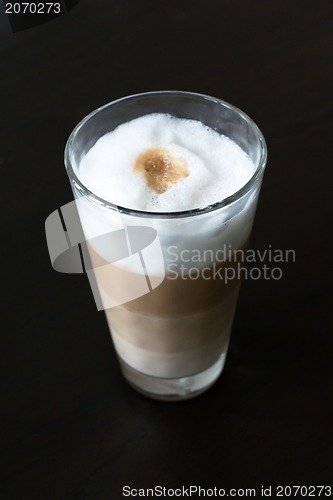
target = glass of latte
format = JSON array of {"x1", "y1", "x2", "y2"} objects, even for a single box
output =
[{"x1": 64, "y1": 91, "x2": 267, "y2": 400}]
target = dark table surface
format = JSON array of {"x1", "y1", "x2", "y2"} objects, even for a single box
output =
[{"x1": 1, "y1": 1, "x2": 332, "y2": 498}]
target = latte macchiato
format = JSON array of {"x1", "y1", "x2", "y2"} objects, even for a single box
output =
[{"x1": 65, "y1": 92, "x2": 267, "y2": 399}]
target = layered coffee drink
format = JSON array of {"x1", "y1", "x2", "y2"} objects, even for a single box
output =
[{"x1": 65, "y1": 92, "x2": 267, "y2": 399}]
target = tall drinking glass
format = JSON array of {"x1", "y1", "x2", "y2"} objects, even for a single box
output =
[{"x1": 64, "y1": 91, "x2": 267, "y2": 400}]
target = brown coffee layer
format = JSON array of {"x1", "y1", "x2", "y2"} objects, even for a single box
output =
[
  {"x1": 106, "y1": 288, "x2": 239, "y2": 353},
  {"x1": 86, "y1": 240, "x2": 248, "y2": 352},
  {"x1": 86, "y1": 240, "x2": 248, "y2": 314}
]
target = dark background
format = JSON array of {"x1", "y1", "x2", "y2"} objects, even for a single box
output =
[{"x1": 1, "y1": 1, "x2": 332, "y2": 498}]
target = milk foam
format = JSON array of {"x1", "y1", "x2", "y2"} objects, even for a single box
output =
[{"x1": 79, "y1": 113, "x2": 255, "y2": 211}]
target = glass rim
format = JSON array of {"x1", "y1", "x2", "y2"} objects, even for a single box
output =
[{"x1": 64, "y1": 90, "x2": 267, "y2": 219}]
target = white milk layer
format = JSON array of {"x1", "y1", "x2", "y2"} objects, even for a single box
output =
[
  {"x1": 111, "y1": 328, "x2": 228, "y2": 378},
  {"x1": 79, "y1": 113, "x2": 255, "y2": 212}
]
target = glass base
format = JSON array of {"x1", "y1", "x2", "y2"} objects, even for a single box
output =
[{"x1": 118, "y1": 354, "x2": 226, "y2": 401}]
